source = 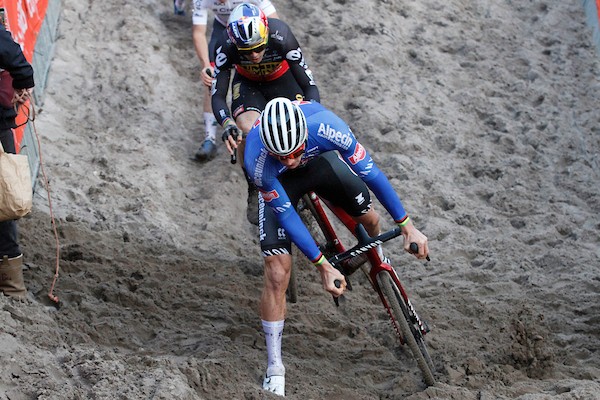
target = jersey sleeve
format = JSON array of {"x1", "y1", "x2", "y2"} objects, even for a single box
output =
[
  {"x1": 260, "y1": 178, "x2": 324, "y2": 262},
  {"x1": 192, "y1": 1, "x2": 209, "y2": 25},
  {"x1": 340, "y1": 141, "x2": 408, "y2": 223},
  {"x1": 257, "y1": 0, "x2": 277, "y2": 16},
  {"x1": 309, "y1": 108, "x2": 408, "y2": 223},
  {"x1": 282, "y1": 26, "x2": 320, "y2": 103},
  {"x1": 211, "y1": 39, "x2": 235, "y2": 126}
]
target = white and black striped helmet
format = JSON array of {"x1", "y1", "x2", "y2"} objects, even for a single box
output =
[{"x1": 259, "y1": 98, "x2": 308, "y2": 156}]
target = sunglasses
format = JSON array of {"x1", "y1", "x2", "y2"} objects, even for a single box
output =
[
  {"x1": 271, "y1": 143, "x2": 306, "y2": 161},
  {"x1": 238, "y1": 43, "x2": 267, "y2": 55}
]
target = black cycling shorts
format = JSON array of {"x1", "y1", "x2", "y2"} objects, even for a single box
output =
[
  {"x1": 259, "y1": 151, "x2": 372, "y2": 257},
  {"x1": 231, "y1": 70, "x2": 305, "y2": 119}
]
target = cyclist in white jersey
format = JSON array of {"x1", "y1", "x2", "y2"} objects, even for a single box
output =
[{"x1": 191, "y1": 0, "x2": 278, "y2": 161}]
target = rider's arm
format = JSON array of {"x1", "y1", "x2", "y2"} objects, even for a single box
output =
[
  {"x1": 330, "y1": 131, "x2": 407, "y2": 224},
  {"x1": 211, "y1": 66, "x2": 233, "y2": 127},
  {"x1": 282, "y1": 27, "x2": 320, "y2": 103},
  {"x1": 192, "y1": 24, "x2": 210, "y2": 69},
  {"x1": 191, "y1": 4, "x2": 210, "y2": 66},
  {"x1": 361, "y1": 171, "x2": 408, "y2": 225},
  {"x1": 192, "y1": 24, "x2": 214, "y2": 88},
  {"x1": 211, "y1": 41, "x2": 235, "y2": 127},
  {"x1": 288, "y1": 60, "x2": 320, "y2": 103},
  {"x1": 339, "y1": 144, "x2": 429, "y2": 257},
  {"x1": 262, "y1": 179, "x2": 345, "y2": 294},
  {"x1": 260, "y1": 182, "x2": 324, "y2": 263},
  {"x1": 258, "y1": 0, "x2": 278, "y2": 18}
]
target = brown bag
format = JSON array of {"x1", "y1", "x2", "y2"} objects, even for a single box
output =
[
  {"x1": 0, "y1": 70, "x2": 14, "y2": 108},
  {"x1": 0, "y1": 142, "x2": 32, "y2": 221}
]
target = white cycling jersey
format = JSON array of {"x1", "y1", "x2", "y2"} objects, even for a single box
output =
[{"x1": 192, "y1": 0, "x2": 276, "y2": 26}]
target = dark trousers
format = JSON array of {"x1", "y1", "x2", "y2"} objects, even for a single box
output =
[{"x1": 0, "y1": 128, "x2": 21, "y2": 258}]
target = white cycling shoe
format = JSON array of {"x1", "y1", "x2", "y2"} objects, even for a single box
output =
[{"x1": 263, "y1": 366, "x2": 285, "y2": 396}]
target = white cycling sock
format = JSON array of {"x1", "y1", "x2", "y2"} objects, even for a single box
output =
[
  {"x1": 262, "y1": 319, "x2": 285, "y2": 375},
  {"x1": 204, "y1": 112, "x2": 217, "y2": 142}
]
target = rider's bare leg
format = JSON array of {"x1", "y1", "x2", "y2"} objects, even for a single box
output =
[
  {"x1": 261, "y1": 253, "x2": 291, "y2": 321},
  {"x1": 260, "y1": 254, "x2": 290, "y2": 394},
  {"x1": 353, "y1": 210, "x2": 387, "y2": 260},
  {"x1": 353, "y1": 209, "x2": 381, "y2": 237}
]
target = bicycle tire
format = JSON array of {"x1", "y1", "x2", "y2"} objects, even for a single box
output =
[{"x1": 376, "y1": 270, "x2": 435, "y2": 386}]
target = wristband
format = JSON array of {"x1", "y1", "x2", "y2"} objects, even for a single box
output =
[
  {"x1": 312, "y1": 254, "x2": 325, "y2": 267},
  {"x1": 397, "y1": 216, "x2": 410, "y2": 227}
]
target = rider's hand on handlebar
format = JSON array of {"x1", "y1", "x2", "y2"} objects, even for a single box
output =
[
  {"x1": 221, "y1": 123, "x2": 242, "y2": 156},
  {"x1": 201, "y1": 67, "x2": 214, "y2": 87},
  {"x1": 316, "y1": 260, "x2": 346, "y2": 297},
  {"x1": 400, "y1": 219, "x2": 429, "y2": 260}
]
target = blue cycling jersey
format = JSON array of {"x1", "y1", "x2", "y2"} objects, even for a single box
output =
[{"x1": 244, "y1": 101, "x2": 408, "y2": 262}]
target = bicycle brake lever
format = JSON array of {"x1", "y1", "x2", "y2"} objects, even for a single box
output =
[{"x1": 333, "y1": 279, "x2": 346, "y2": 307}]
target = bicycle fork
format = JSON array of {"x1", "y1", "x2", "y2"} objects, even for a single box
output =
[{"x1": 371, "y1": 255, "x2": 430, "y2": 342}]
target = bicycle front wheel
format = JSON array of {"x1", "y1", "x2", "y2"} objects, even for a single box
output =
[{"x1": 376, "y1": 271, "x2": 435, "y2": 386}]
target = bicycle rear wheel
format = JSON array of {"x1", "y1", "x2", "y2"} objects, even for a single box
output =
[{"x1": 376, "y1": 270, "x2": 435, "y2": 386}]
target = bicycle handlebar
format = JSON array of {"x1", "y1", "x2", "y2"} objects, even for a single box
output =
[
  {"x1": 328, "y1": 224, "x2": 402, "y2": 267},
  {"x1": 328, "y1": 223, "x2": 429, "y2": 306},
  {"x1": 329, "y1": 224, "x2": 430, "y2": 268}
]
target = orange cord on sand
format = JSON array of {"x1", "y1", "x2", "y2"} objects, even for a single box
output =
[{"x1": 23, "y1": 98, "x2": 61, "y2": 304}]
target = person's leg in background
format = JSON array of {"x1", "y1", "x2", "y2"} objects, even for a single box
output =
[
  {"x1": 0, "y1": 128, "x2": 27, "y2": 299},
  {"x1": 173, "y1": 0, "x2": 185, "y2": 15},
  {"x1": 194, "y1": 88, "x2": 218, "y2": 161},
  {"x1": 194, "y1": 20, "x2": 225, "y2": 162}
]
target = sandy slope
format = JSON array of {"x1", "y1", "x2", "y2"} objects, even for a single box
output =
[{"x1": 1, "y1": 0, "x2": 599, "y2": 399}]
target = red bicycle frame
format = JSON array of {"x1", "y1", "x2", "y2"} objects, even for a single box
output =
[{"x1": 305, "y1": 191, "x2": 430, "y2": 340}]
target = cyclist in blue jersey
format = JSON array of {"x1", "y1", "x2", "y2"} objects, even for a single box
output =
[{"x1": 239, "y1": 97, "x2": 429, "y2": 396}]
